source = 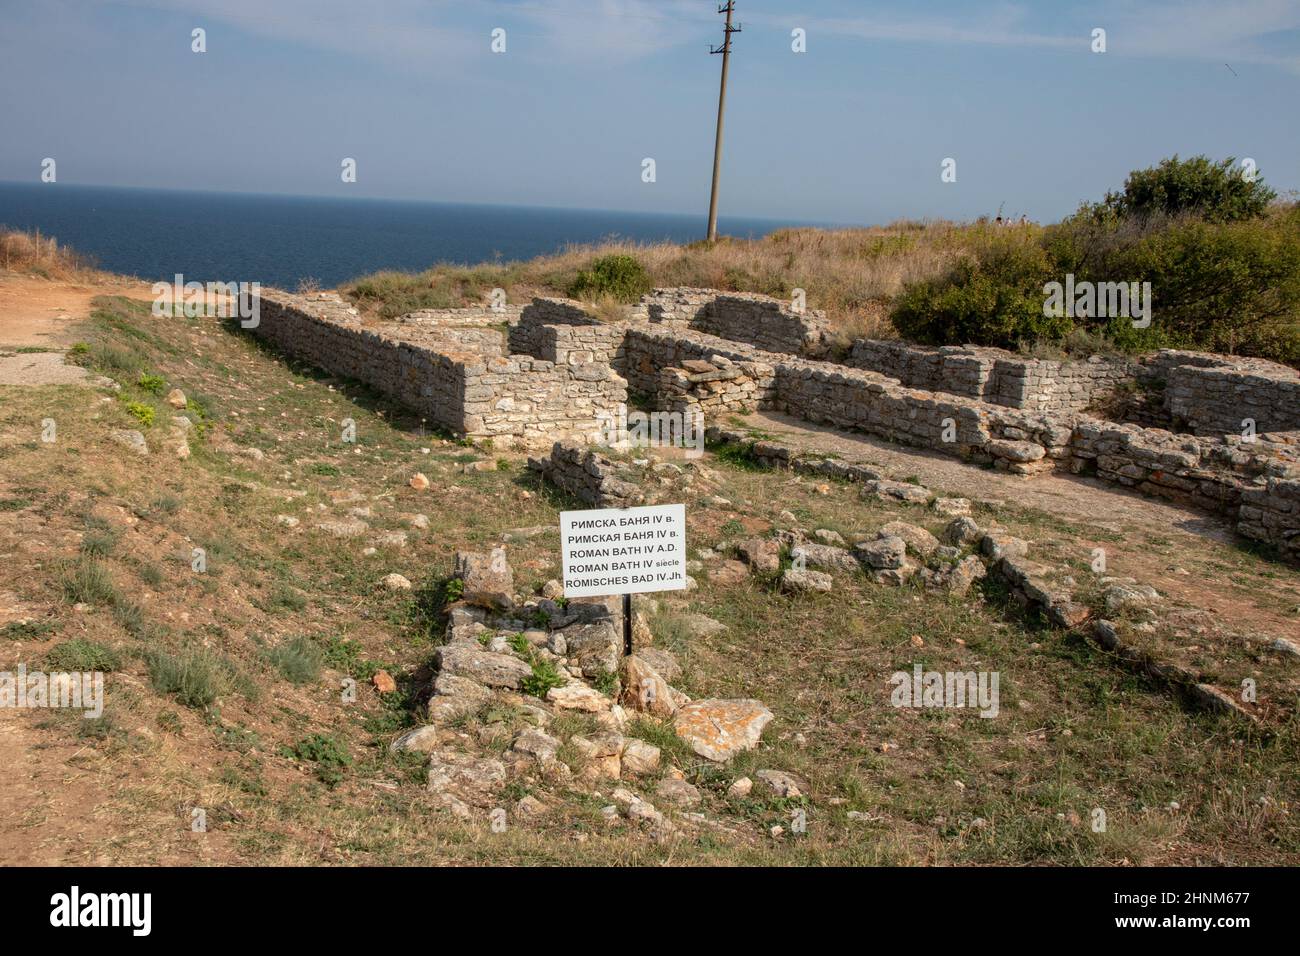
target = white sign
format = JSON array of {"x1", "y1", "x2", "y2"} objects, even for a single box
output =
[{"x1": 560, "y1": 503, "x2": 687, "y2": 598}]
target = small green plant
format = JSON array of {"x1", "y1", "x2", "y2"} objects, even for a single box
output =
[
  {"x1": 123, "y1": 400, "x2": 155, "y2": 428},
  {"x1": 60, "y1": 558, "x2": 119, "y2": 606},
  {"x1": 568, "y1": 254, "x2": 651, "y2": 303},
  {"x1": 315, "y1": 636, "x2": 381, "y2": 681},
  {"x1": 266, "y1": 635, "x2": 323, "y2": 685},
  {"x1": 79, "y1": 527, "x2": 120, "y2": 557},
  {"x1": 2, "y1": 619, "x2": 56, "y2": 640},
  {"x1": 589, "y1": 667, "x2": 619, "y2": 695},
  {"x1": 521, "y1": 658, "x2": 568, "y2": 698},
  {"x1": 45, "y1": 638, "x2": 122, "y2": 672},
  {"x1": 507, "y1": 632, "x2": 531, "y2": 656},
  {"x1": 147, "y1": 650, "x2": 222, "y2": 709},
  {"x1": 281, "y1": 733, "x2": 352, "y2": 787},
  {"x1": 443, "y1": 577, "x2": 465, "y2": 603},
  {"x1": 137, "y1": 372, "x2": 166, "y2": 394}
]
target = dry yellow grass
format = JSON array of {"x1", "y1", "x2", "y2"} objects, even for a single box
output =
[
  {"x1": 343, "y1": 219, "x2": 1018, "y2": 339},
  {"x1": 0, "y1": 227, "x2": 107, "y2": 280}
]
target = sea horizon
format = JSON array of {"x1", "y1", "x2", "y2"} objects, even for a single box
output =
[{"x1": 0, "y1": 180, "x2": 856, "y2": 290}]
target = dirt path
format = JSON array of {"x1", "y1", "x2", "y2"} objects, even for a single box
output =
[
  {"x1": 0, "y1": 273, "x2": 157, "y2": 385},
  {"x1": 738, "y1": 410, "x2": 1300, "y2": 637}
]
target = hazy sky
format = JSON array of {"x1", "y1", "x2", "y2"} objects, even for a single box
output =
[{"x1": 2, "y1": 0, "x2": 1297, "y2": 224}]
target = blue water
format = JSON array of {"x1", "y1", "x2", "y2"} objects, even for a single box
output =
[{"x1": 0, "y1": 182, "x2": 829, "y2": 290}]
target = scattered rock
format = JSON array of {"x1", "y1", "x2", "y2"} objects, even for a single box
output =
[
  {"x1": 546, "y1": 682, "x2": 612, "y2": 713},
  {"x1": 655, "y1": 777, "x2": 702, "y2": 808},
  {"x1": 673, "y1": 698, "x2": 774, "y2": 762},
  {"x1": 380, "y1": 572, "x2": 412, "y2": 591},
  {"x1": 371, "y1": 669, "x2": 397, "y2": 694},
  {"x1": 409, "y1": 472, "x2": 430, "y2": 491},
  {"x1": 621, "y1": 738, "x2": 661, "y2": 775},
  {"x1": 755, "y1": 769, "x2": 805, "y2": 798},
  {"x1": 856, "y1": 535, "x2": 906, "y2": 570},
  {"x1": 943, "y1": 516, "x2": 982, "y2": 547},
  {"x1": 708, "y1": 559, "x2": 751, "y2": 587},
  {"x1": 980, "y1": 530, "x2": 1028, "y2": 562},
  {"x1": 435, "y1": 644, "x2": 533, "y2": 690},
  {"x1": 636, "y1": 646, "x2": 682, "y2": 682},
  {"x1": 781, "y1": 567, "x2": 833, "y2": 593},
  {"x1": 621, "y1": 654, "x2": 676, "y2": 717},
  {"x1": 317, "y1": 517, "x2": 369, "y2": 538},
  {"x1": 110, "y1": 429, "x2": 149, "y2": 456},
  {"x1": 727, "y1": 777, "x2": 753, "y2": 798},
  {"x1": 165, "y1": 388, "x2": 187, "y2": 408},
  {"x1": 738, "y1": 537, "x2": 781, "y2": 574},
  {"x1": 454, "y1": 547, "x2": 514, "y2": 609},
  {"x1": 879, "y1": 521, "x2": 939, "y2": 557},
  {"x1": 813, "y1": 528, "x2": 846, "y2": 546}
]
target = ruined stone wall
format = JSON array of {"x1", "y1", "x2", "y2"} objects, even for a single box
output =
[
  {"x1": 398, "y1": 304, "x2": 524, "y2": 326},
  {"x1": 248, "y1": 291, "x2": 625, "y2": 447},
  {"x1": 846, "y1": 339, "x2": 1137, "y2": 413},
  {"x1": 1163, "y1": 357, "x2": 1300, "y2": 436},
  {"x1": 248, "y1": 292, "x2": 472, "y2": 432},
  {"x1": 621, "y1": 327, "x2": 778, "y2": 404},
  {"x1": 508, "y1": 298, "x2": 604, "y2": 357},
  {"x1": 527, "y1": 440, "x2": 644, "y2": 508},
  {"x1": 631, "y1": 288, "x2": 831, "y2": 358}
]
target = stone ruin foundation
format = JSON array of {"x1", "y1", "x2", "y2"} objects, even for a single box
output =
[{"x1": 244, "y1": 286, "x2": 1300, "y2": 561}]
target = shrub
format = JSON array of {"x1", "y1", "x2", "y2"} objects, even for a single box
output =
[
  {"x1": 266, "y1": 635, "x2": 323, "y2": 685},
  {"x1": 46, "y1": 638, "x2": 122, "y2": 672},
  {"x1": 147, "y1": 650, "x2": 222, "y2": 708},
  {"x1": 60, "y1": 558, "x2": 119, "y2": 606},
  {"x1": 568, "y1": 254, "x2": 651, "y2": 303},
  {"x1": 891, "y1": 236, "x2": 1068, "y2": 350},
  {"x1": 137, "y1": 372, "x2": 166, "y2": 394},
  {"x1": 521, "y1": 658, "x2": 568, "y2": 698},
  {"x1": 281, "y1": 734, "x2": 351, "y2": 786},
  {"x1": 123, "y1": 401, "x2": 155, "y2": 428},
  {"x1": 1098, "y1": 155, "x2": 1277, "y2": 224}
]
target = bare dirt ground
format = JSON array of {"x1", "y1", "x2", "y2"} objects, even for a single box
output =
[
  {"x1": 0, "y1": 275, "x2": 155, "y2": 385},
  {"x1": 738, "y1": 409, "x2": 1300, "y2": 639}
]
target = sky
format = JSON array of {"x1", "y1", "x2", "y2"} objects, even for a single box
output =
[{"x1": 1, "y1": 0, "x2": 1298, "y2": 225}]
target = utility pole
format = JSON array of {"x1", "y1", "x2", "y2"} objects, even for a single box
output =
[{"x1": 706, "y1": 1, "x2": 740, "y2": 242}]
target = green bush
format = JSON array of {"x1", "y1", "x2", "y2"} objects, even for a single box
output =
[
  {"x1": 891, "y1": 236, "x2": 1068, "y2": 349},
  {"x1": 147, "y1": 650, "x2": 223, "y2": 708},
  {"x1": 46, "y1": 638, "x2": 122, "y2": 672},
  {"x1": 266, "y1": 635, "x2": 323, "y2": 685},
  {"x1": 568, "y1": 254, "x2": 651, "y2": 303},
  {"x1": 1045, "y1": 203, "x2": 1300, "y2": 360},
  {"x1": 891, "y1": 157, "x2": 1298, "y2": 364},
  {"x1": 123, "y1": 400, "x2": 155, "y2": 428},
  {"x1": 281, "y1": 733, "x2": 351, "y2": 786},
  {"x1": 137, "y1": 372, "x2": 166, "y2": 394},
  {"x1": 1097, "y1": 155, "x2": 1277, "y2": 224}
]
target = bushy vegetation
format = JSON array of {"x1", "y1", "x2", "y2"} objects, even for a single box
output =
[
  {"x1": 568, "y1": 253, "x2": 652, "y2": 303},
  {"x1": 891, "y1": 156, "x2": 1300, "y2": 363}
]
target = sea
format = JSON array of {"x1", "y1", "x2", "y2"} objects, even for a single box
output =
[{"x1": 0, "y1": 181, "x2": 831, "y2": 290}]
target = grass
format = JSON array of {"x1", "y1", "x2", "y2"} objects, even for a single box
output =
[
  {"x1": 1, "y1": 289, "x2": 1296, "y2": 866},
  {"x1": 146, "y1": 650, "x2": 225, "y2": 709},
  {"x1": 45, "y1": 638, "x2": 122, "y2": 672},
  {"x1": 265, "y1": 635, "x2": 324, "y2": 685},
  {"x1": 341, "y1": 222, "x2": 996, "y2": 339}
]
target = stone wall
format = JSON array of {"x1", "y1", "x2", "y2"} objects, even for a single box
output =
[
  {"x1": 632, "y1": 287, "x2": 832, "y2": 358},
  {"x1": 398, "y1": 304, "x2": 524, "y2": 326},
  {"x1": 846, "y1": 339, "x2": 1138, "y2": 414},
  {"x1": 1160, "y1": 353, "x2": 1300, "y2": 436},
  {"x1": 246, "y1": 291, "x2": 626, "y2": 447},
  {"x1": 527, "y1": 440, "x2": 644, "y2": 509}
]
